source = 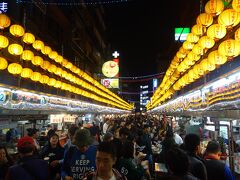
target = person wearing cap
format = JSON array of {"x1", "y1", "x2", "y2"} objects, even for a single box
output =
[
  {"x1": 61, "y1": 128, "x2": 97, "y2": 180},
  {"x1": 5, "y1": 136, "x2": 49, "y2": 180}
]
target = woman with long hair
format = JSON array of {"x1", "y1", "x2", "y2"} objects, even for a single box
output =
[
  {"x1": 0, "y1": 145, "x2": 13, "y2": 180},
  {"x1": 40, "y1": 133, "x2": 64, "y2": 180}
]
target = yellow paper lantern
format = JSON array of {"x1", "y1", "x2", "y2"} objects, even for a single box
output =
[
  {"x1": 0, "y1": 35, "x2": 9, "y2": 48},
  {"x1": 198, "y1": 36, "x2": 215, "y2": 49},
  {"x1": 40, "y1": 75, "x2": 49, "y2": 84},
  {"x1": 61, "y1": 59, "x2": 68, "y2": 66},
  {"x1": 54, "y1": 81, "x2": 62, "y2": 88},
  {"x1": 196, "y1": 13, "x2": 213, "y2": 27},
  {"x1": 66, "y1": 62, "x2": 73, "y2": 69},
  {"x1": 41, "y1": 61, "x2": 51, "y2": 70},
  {"x1": 205, "y1": 0, "x2": 224, "y2": 16},
  {"x1": 218, "y1": 9, "x2": 240, "y2": 28},
  {"x1": 232, "y1": 0, "x2": 240, "y2": 12},
  {"x1": 55, "y1": 67, "x2": 63, "y2": 76},
  {"x1": 9, "y1": 24, "x2": 25, "y2": 37},
  {"x1": 48, "y1": 51, "x2": 58, "y2": 60},
  {"x1": 176, "y1": 51, "x2": 186, "y2": 59},
  {"x1": 8, "y1": 44, "x2": 23, "y2": 55},
  {"x1": 187, "y1": 51, "x2": 200, "y2": 61},
  {"x1": 8, "y1": 63, "x2": 22, "y2": 75},
  {"x1": 207, "y1": 24, "x2": 226, "y2": 39},
  {"x1": 71, "y1": 66, "x2": 77, "y2": 73},
  {"x1": 21, "y1": 68, "x2": 33, "y2": 78},
  {"x1": 192, "y1": 44, "x2": 204, "y2": 55},
  {"x1": 208, "y1": 50, "x2": 227, "y2": 65},
  {"x1": 55, "y1": 55, "x2": 63, "y2": 63},
  {"x1": 191, "y1": 24, "x2": 206, "y2": 36},
  {"x1": 183, "y1": 41, "x2": 194, "y2": 50},
  {"x1": 61, "y1": 71, "x2": 67, "y2": 78},
  {"x1": 48, "y1": 64, "x2": 57, "y2": 73},
  {"x1": 200, "y1": 59, "x2": 216, "y2": 71},
  {"x1": 23, "y1": 33, "x2": 35, "y2": 44},
  {"x1": 0, "y1": 14, "x2": 11, "y2": 29},
  {"x1": 31, "y1": 72, "x2": 41, "y2": 82},
  {"x1": 32, "y1": 56, "x2": 43, "y2": 66},
  {"x1": 186, "y1": 33, "x2": 199, "y2": 43},
  {"x1": 218, "y1": 39, "x2": 240, "y2": 57},
  {"x1": 33, "y1": 40, "x2": 44, "y2": 51},
  {"x1": 0, "y1": 57, "x2": 8, "y2": 70},
  {"x1": 48, "y1": 78, "x2": 56, "y2": 86},
  {"x1": 21, "y1": 50, "x2": 34, "y2": 61},
  {"x1": 184, "y1": 57, "x2": 195, "y2": 66},
  {"x1": 41, "y1": 46, "x2": 52, "y2": 55},
  {"x1": 235, "y1": 27, "x2": 240, "y2": 41}
]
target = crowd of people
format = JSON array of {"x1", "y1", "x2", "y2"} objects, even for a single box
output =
[{"x1": 0, "y1": 114, "x2": 237, "y2": 180}]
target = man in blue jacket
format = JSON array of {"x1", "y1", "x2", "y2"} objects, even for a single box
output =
[{"x1": 61, "y1": 128, "x2": 97, "y2": 180}]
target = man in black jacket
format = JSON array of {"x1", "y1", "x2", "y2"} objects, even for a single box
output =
[{"x1": 184, "y1": 134, "x2": 207, "y2": 180}]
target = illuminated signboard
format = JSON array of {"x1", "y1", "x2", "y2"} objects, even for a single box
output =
[
  {"x1": 0, "y1": 2, "x2": 8, "y2": 13},
  {"x1": 175, "y1": 27, "x2": 190, "y2": 42},
  {"x1": 102, "y1": 61, "x2": 119, "y2": 78},
  {"x1": 101, "y1": 78, "x2": 119, "y2": 88}
]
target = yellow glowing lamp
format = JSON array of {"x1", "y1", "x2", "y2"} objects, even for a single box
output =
[
  {"x1": 55, "y1": 55, "x2": 63, "y2": 63},
  {"x1": 30, "y1": 72, "x2": 41, "y2": 82},
  {"x1": 9, "y1": 24, "x2": 25, "y2": 37},
  {"x1": 187, "y1": 51, "x2": 200, "y2": 61},
  {"x1": 40, "y1": 75, "x2": 49, "y2": 84},
  {"x1": 208, "y1": 50, "x2": 227, "y2": 65},
  {"x1": 55, "y1": 67, "x2": 63, "y2": 76},
  {"x1": 41, "y1": 46, "x2": 52, "y2": 55},
  {"x1": 191, "y1": 24, "x2": 205, "y2": 36},
  {"x1": 176, "y1": 51, "x2": 186, "y2": 59},
  {"x1": 207, "y1": 24, "x2": 226, "y2": 40},
  {"x1": 198, "y1": 36, "x2": 215, "y2": 49},
  {"x1": 183, "y1": 41, "x2": 194, "y2": 50},
  {"x1": 48, "y1": 51, "x2": 58, "y2": 60},
  {"x1": 21, "y1": 50, "x2": 34, "y2": 61},
  {"x1": 201, "y1": 58, "x2": 216, "y2": 72},
  {"x1": 32, "y1": 56, "x2": 43, "y2": 66},
  {"x1": 218, "y1": 9, "x2": 240, "y2": 28},
  {"x1": 0, "y1": 14, "x2": 11, "y2": 29},
  {"x1": 33, "y1": 40, "x2": 44, "y2": 51},
  {"x1": 8, "y1": 63, "x2": 22, "y2": 75},
  {"x1": 23, "y1": 33, "x2": 35, "y2": 44},
  {"x1": 61, "y1": 59, "x2": 68, "y2": 66},
  {"x1": 61, "y1": 70, "x2": 67, "y2": 78},
  {"x1": 66, "y1": 62, "x2": 73, "y2": 69},
  {"x1": 218, "y1": 39, "x2": 240, "y2": 57},
  {"x1": 205, "y1": 0, "x2": 224, "y2": 16},
  {"x1": 21, "y1": 68, "x2": 33, "y2": 78},
  {"x1": 184, "y1": 57, "x2": 195, "y2": 66},
  {"x1": 71, "y1": 65, "x2": 77, "y2": 73},
  {"x1": 41, "y1": 61, "x2": 51, "y2": 70},
  {"x1": 54, "y1": 81, "x2": 62, "y2": 88},
  {"x1": 8, "y1": 44, "x2": 23, "y2": 55},
  {"x1": 0, "y1": 57, "x2": 8, "y2": 70},
  {"x1": 48, "y1": 64, "x2": 57, "y2": 73},
  {"x1": 48, "y1": 78, "x2": 56, "y2": 86},
  {"x1": 196, "y1": 13, "x2": 213, "y2": 27},
  {"x1": 173, "y1": 81, "x2": 181, "y2": 91},
  {"x1": 0, "y1": 35, "x2": 8, "y2": 49},
  {"x1": 233, "y1": 0, "x2": 240, "y2": 12},
  {"x1": 192, "y1": 44, "x2": 204, "y2": 55},
  {"x1": 186, "y1": 33, "x2": 199, "y2": 43}
]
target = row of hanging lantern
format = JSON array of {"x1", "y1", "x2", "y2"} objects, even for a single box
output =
[
  {"x1": 0, "y1": 14, "x2": 132, "y2": 110},
  {"x1": 0, "y1": 56, "x2": 132, "y2": 110},
  {"x1": 147, "y1": 0, "x2": 240, "y2": 110}
]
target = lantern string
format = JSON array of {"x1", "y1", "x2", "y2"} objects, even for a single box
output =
[{"x1": 16, "y1": 0, "x2": 129, "y2": 5}]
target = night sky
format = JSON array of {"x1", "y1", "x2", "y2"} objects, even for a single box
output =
[{"x1": 105, "y1": 0, "x2": 201, "y2": 77}]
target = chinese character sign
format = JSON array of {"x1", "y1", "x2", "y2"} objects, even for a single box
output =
[{"x1": 0, "y1": 2, "x2": 8, "y2": 13}]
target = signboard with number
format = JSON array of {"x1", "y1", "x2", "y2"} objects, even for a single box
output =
[{"x1": 0, "y1": 91, "x2": 7, "y2": 104}]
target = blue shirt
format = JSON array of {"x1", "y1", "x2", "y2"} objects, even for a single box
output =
[{"x1": 61, "y1": 145, "x2": 97, "y2": 179}]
